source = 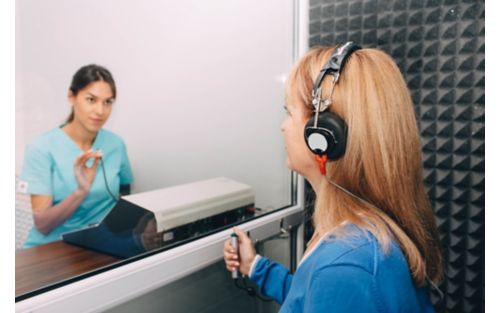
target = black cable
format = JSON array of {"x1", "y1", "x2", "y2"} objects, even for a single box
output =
[
  {"x1": 100, "y1": 156, "x2": 118, "y2": 202},
  {"x1": 233, "y1": 277, "x2": 273, "y2": 302}
]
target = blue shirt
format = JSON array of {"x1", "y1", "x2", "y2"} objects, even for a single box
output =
[
  {"x1": 249, "y1": 224, "x2": 435, "y2": 313},
  {"x1": 20, "y1": 127, "x2": 134, "y2": 248}
]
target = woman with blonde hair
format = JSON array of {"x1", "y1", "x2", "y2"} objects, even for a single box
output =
[{"x1": 224, "y1": 42, "x2": 443, "y2": 312}]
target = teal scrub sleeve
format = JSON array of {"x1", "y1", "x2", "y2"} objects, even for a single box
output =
[{"x1": 21, "y1": 143, "x2": 53, "y2": 195}]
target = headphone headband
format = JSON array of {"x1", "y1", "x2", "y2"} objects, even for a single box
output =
[
  {"x1": 304, "y1": 42, "x2": 361, "y2": 162},
  {"x1": 312, "y1": 41, "x2": 361, "y2": 92}
]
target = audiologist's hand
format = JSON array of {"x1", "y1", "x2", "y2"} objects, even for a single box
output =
[
  {"x1": 74, "y1": 150, "x2": 102, "y2": 193},
  {"x1": 223, "y1": 227, "x2": 256, "y2": 276}
]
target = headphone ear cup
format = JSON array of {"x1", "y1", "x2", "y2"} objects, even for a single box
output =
[{"x1": 304, "y1": 112, "x2": 347, "y2": 160}]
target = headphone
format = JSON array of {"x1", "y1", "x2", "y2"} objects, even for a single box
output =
[{"x1": 304, "y1": 42, "x2": 361, "y2": 164}]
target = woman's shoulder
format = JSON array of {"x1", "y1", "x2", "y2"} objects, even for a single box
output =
[
  {"x1": 315, "y1": 226, "x2": 376, "y2": 270},
  {"x1": 28, "y1": 127, "x2": 64, "y2": 149},
  {"x1": 314, "y1": 224, "x2": 405, "y2": 276}
]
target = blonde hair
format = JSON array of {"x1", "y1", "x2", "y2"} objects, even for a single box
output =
[{"x1": 287, "y1": 46, "x2": 443, "y2": 285}]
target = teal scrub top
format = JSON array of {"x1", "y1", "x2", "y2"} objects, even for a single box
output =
[{"x1": 20, "y1": 127, "x2": 134, "y2": 248}]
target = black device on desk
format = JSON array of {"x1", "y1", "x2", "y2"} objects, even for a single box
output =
[
  {"x1": 62, "y1": 199, "x2": 152, "y2": 258},
  {"x1": 63, "y1": 177, "x2": 256, "y2": 258},
  {"x1": 62, "y1": 197, "x2": 255, "y2": 258}
]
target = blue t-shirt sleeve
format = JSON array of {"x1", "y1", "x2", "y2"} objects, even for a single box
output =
[
  {"x1": 118, "y1": 141, "x2": 134, "y2": 185},
  {"x1": 304, "y1": 265, "x2": 380, "y2": 313},
  {"x1": 249, "y1": 256, "x2": 293, "y2": 305},
  {"x1": 20, "y1": 143, "x2": 53, "y2": 195}
]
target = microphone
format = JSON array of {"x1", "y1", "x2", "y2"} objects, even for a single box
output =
[{"x1": 230, "y1": 233, "x2": 239, "y2": 279}]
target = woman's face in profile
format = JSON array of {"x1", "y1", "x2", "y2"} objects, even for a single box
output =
[
  {"x1": 280, "y1": 94, "x2": 316, "y2": 176},
  {"x1": 69, "y1": 81, "x2": 114, "y2": 133}
]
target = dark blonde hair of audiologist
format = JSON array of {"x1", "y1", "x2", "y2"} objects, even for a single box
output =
[{"x1": 286, "y1": 46, "x2": 444, "y2": 286}]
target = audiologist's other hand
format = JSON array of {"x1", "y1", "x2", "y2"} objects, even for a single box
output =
[
  {"x1": 223, "y1": 227, "x2": 256, "y2": 276},
  {"x1": 74, "y1": 150, "x2": 102, "y2": 193}
]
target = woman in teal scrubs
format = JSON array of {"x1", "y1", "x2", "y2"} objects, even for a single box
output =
[{"x1": 20, "y1": 64, "x2": 134, "y2": 248}]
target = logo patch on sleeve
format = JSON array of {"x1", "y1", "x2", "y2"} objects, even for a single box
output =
[{"x1": 17, "y1": 180, "x2": 29, "y2": 194}]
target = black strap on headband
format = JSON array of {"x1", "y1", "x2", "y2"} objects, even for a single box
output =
[{"x1": 313, "y1": 42, "x2": 361, "y2": 91}]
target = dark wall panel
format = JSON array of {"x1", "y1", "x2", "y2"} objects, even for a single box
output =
[{"x1": 308, "y1": 1, "x2": 484, "y2": 312}]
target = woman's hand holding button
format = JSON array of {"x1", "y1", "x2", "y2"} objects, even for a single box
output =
[{"x1": 74, "y1": 150, "x2": 102, "y2": 194}]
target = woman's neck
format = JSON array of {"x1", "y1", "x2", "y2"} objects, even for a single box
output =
[
  {"x1": 302, "y1": 163, "x2": 325, "y2": 193},
  {"x1": 302, "y1": 172, "x2": 324, "y2": 255},
  {"x1": 62, "y1": 122, "x2": 97, "y2": 151},
  {"x1": 304, "y1": 230, "x2": 321, "y2": 255}
]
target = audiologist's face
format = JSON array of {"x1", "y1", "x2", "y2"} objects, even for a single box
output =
[
  {"x1": 281, "y1": 94, "x2": 317, "y2": 177},
  {"x1": 69, "y1": 81, "x2": 114, "y2": 134}
]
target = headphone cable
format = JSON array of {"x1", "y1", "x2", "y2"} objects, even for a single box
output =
[
  {"x1": 233, "y1": 277, "x2": 273, "y2": 302},
  {"x1": 100, "y1": 156, "x2": 119, "y2": 202}
]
